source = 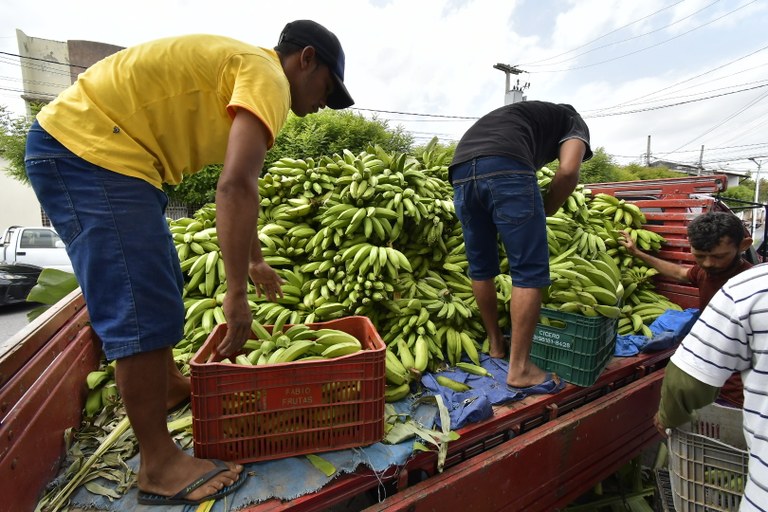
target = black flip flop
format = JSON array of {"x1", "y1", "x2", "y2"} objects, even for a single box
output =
[{"x1": 137, "y1": 459, "x2": 246, "y2": 506}]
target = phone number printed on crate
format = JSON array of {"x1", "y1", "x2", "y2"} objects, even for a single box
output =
[{"x1": 535, "y1": 330, "x2": 572, "y2": 350}]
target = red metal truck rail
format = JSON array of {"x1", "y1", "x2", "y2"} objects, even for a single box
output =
[
  {"x1": 363, "y1": 371, "x2": 665, "y2": 512},
  {"x1": 591, "y1": 175, "x2": 731, "y2": 310},
  {"x1": 588, "y1": 175, "x2": 728, "y2": 200},
  {"x1": 0, "y1": 290, "x2": 98, "y2": 512},
  {"x1": 4, "y1": 314, "x2": 674, "y2": 512},
  {"x1": 240, "y1": 350, "x2": 672, "y2": 512}
]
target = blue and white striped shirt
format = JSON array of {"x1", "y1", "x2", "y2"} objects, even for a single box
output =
[{"x1": 671, "y1": 263, "x2": 768, "y2": 511}]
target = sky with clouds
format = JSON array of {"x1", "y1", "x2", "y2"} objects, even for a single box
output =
[{"x1": 1, "y1": 0, "x2": 766, "y2": 173}]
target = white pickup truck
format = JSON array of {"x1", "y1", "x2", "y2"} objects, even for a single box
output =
[{"x1": 0, "y1": 226, "x2": 73, "y2": 305}]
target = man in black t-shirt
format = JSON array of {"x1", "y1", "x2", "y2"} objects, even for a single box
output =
[{"x1": 449, "y1": 101, "x2": 592, "y2": 392}]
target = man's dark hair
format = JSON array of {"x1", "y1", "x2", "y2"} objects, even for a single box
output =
[{"x1": 687, "y1": 211, "x2": 745, "y2": 251}]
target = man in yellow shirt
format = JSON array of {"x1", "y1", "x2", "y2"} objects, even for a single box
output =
[{"x1": 24, "y1": 20, "x2": 353, "y2": 506}]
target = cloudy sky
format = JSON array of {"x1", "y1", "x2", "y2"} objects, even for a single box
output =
[{"x1": 1, "y1": 0, "x2": 766, "y2": 173}]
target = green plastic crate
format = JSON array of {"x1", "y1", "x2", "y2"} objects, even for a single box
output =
[{"x1": 530, "y1": 307, "x2": 618, "y2": 387}]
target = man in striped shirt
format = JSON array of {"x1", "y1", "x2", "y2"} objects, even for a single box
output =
[{"x1": 656, "y1": 263, "x2": 768, "y2": 510}]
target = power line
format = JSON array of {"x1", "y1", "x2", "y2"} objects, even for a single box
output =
[
  {"x1": 524, "y1": 1, "x2": 757, "y2": 74},
  {"x1": 351, "y1": 81, "x2": 768, "y2": 123},
  {"x1": 664, "y1": 87, "x2": 768, "y2": 154},
  {"x1": 0, "y1": 51, "x2": 85, "y2": 70},
  {"x1": 584, "y1": 82, "x2": 768, "y2": 118},
  {"x1": 518, "y1": 1, "x2": 685, "y2": 66},
  {"x1": 594, "y1": 79, "x2": 768, "y2": 112},
  {"x1": 587, "y1": 43, "x2": 768, "y2": 113},
  {"x1": 520, "y1": 0, "x2": 718, "y2": 68},
  {"x1": 351, "y1": 107, "x2": 479, "y2": 120}
]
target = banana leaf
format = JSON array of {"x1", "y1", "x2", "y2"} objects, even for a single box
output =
[{"x1": 25, "y1": 268, "x2": 78, "y2": 321}]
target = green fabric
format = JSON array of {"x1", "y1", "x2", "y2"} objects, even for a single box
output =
[{"x1": 658, "y1": 362, "x2": 720, "y2": 429}]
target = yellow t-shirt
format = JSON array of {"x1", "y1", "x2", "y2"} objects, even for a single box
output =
[{"x1": 37, "y1": 34, "x2": 291, "y2": 188}]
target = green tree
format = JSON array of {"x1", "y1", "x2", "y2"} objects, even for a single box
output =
[
  {"x1": 0, "y1": 105, "x2": 39, "y2": 184},
  {"x1": 164, "y1": 164, "x2": 222, "y2": 208},
  {"x1": 167, "y1": 110, "x2": 414, "y2": 205},
  {"x1": 742, "y1": 175, "x2": 768, "y2": 204},
  {"x1": 579, "y1": 147, "x2": 621, "y2": 184},
  {"x1": 628, "y1": 165, "x2": 686, "y2": 181},
  {"x1": 721, "y1": 184, "x2": 756, "y2": 203},
  {"x1": 267, "y1": 110, "x2": 412, "y2": 165}
]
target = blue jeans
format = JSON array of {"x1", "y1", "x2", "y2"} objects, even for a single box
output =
[
  {"x1": 452, "y1": 156, "x2": 550, "y2": 287},
  {"x1": 24, "y1": 121, "x2": 185, "y2": 360}
]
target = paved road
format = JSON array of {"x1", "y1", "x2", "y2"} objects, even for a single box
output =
[{"x1": 0, "y1": 301, "x2": 41, "y2": 355}]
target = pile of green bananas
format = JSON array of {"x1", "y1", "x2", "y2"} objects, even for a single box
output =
[
  {"x1": 80, "y1": 140, "x2": 683, "y2": 416},
  {"x1": 160, "y1": 141, "x2": 490, "y2": 404},
  {"x1": 536, "y1": 168, "x2": 682, "y2": 339},
  {"x1": 220, "y1": 321, "x2": 364, "y2": 366}
]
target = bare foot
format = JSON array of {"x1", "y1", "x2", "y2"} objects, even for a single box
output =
[
  {"x1": 139, "y1": 452, "x2": 243, "y2": 502},
  {"x1": 488, "y1": 335, "x2": 508, "y2": 359},
  {"x1": 507, "y1": 361, "x2": 549, "y2": 388}
]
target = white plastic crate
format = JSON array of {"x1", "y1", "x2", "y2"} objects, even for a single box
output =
[{"x1": 668, "y1": 403, "x2": 749, "y2": 511}]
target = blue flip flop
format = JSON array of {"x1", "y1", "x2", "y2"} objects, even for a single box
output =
[
  {"x1": 507, "y1": 372, "x2": 565, "y2": 395},
  {"x1": 137, "y1": 459, "x2": 247, "y2": 506}
]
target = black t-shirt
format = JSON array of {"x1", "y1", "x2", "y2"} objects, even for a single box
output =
[{"x1": 450, "y1": 101, "x2": 593, "y2": 170}]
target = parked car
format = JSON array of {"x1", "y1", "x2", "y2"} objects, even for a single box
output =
[
  {"x1": 0, "y1": 263, "x2": 44, "y2": 305},
  {"x1": 0, "y1": 226, "x2": 73, "y2": 305}
]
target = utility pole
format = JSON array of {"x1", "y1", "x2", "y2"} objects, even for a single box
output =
[
  {"x1": 493, "y1": 63, "x2": 528, "y2": 105},
  {"x1": 698, "y1": 145, "x2": 705, "y2": 176},
  {"x1": 646, "y1": 136, "x2": 651, "y2": 166},
  {"x1": 749, "y1": 157, "x2": 764, "y2": 237}
]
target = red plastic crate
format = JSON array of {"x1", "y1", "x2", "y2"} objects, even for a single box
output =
[{"x1": 189, "y1": 316, "x2": 386, "y2": 464}]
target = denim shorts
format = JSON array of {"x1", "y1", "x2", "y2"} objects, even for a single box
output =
[
  {"x1": 452, "y1": 156, "x2": 550, "y2": 287},
  {"x1": 24, "y1": 121, "x2": 185, "y2": 360}
]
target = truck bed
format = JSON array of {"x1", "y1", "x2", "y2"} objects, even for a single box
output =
[
  {"x1": 244, "y1": 353, "x2": 669, "y2": 512},
  {"x1": 6, "y1": 175, "x2": 733, "y2": 511},
  {"x1": 0, "y1": 290, "x2": 671, "y2": 512}
]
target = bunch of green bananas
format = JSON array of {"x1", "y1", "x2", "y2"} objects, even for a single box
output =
[
  {"x1": 545, "y1": 251, "x2": 624, "y2": 319},
  {"x1": 546, "y1": 212, "x2": 614, "y2": 259},
  {"x1": 218, "y1": 322, "x2": 363, "y2": 366},
  {"x1": 616, "y1": 285, "x2": 682, "y2": 337},
  {"x1": 83, "y1": 362, "x2": 118, "y2": 417},
  {"x1": 588, "y1": 193, "x2": 647, "y2": 228},
  {"x1": 624, "y1": 226, "x2": 666, "y2": 252},
  {"x1": 559, "y1": 184, "x2": 591, "y2": 223}
]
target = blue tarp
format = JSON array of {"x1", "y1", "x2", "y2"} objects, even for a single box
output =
[
  {"x1": 69, "y1": 403, "x2": 424, "y2": 511},
  {"x1": 419, "y1": 354, "x2": 565, "y2": 430},
  {"x1": 614, "y1": 308, "x2": 699, "y2": 357},
  {"x1": 66, "y1": 355, "x2": 532, "y2": 510}
]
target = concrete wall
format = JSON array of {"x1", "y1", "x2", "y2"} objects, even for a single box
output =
[
  {"x1": 15, "y1": 30, "x2": 70, "y2": 114},
  {"x1": 16, "y1": 30, "x2": 124, "y2": 111},
  {"x1": 0, "y1": 156, "x2": 42, "y2": 233}
]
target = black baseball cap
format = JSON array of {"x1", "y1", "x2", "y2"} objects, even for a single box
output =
[{"x1": 278, "y1": 20, "x2": 354, "y2": 109}]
